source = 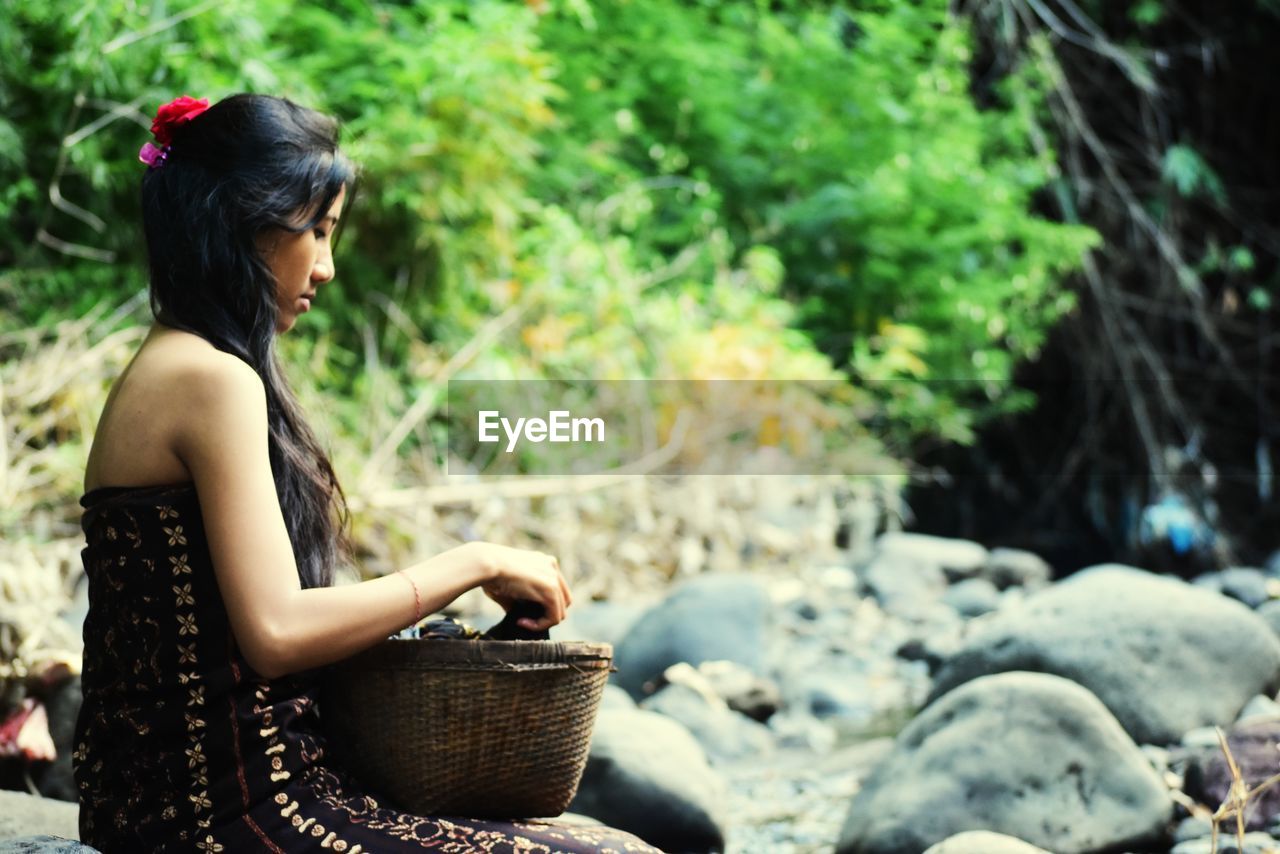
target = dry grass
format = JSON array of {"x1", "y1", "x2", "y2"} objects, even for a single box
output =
[
  {"x1": 0, "y1": 299, "x2": 898, "y2": 689},
  {"x1": 0, "y1": 299, "x2": 148, "y2": 702},
  {"x1": 1204, "y1": 727, "x2": 1280, "y2": 854}
]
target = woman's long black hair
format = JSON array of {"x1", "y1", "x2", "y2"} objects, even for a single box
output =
[{"x1": 141, "y1": 93, "x2": 356, "y2": 589}]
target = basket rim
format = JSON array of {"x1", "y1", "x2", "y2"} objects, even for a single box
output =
[{"x1": 334, "y1": 637, "x2": 614, "y2": 670}]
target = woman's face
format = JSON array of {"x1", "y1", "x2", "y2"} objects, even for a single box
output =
[{"x1": 258, "y1": 185, "x2": 346, "y2": 334}]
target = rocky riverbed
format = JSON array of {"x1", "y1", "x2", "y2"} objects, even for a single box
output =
[
  {"x1": 550, "y1": 533, "x2": 1280, "y2": 853},
  {"x1": 7, "y1": 523, "x2": 1280, "y2": 853}
]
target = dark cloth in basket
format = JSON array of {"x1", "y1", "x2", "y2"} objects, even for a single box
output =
[{"x1": 73, "y1": 483, "x2": 661, "y2": 853}]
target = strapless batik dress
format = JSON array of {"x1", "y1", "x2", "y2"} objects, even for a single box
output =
[{"x1": 74, "y1": 482, "x2": 662, "y2": 853}]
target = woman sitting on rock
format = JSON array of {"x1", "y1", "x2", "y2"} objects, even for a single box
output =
[{"x1": 76, "y1": 92, "x2": 659, "y2": 854}]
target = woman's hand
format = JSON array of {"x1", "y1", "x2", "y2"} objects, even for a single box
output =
[{"x1": 462, "y1": 542, "x2": 573, "y2": 632}]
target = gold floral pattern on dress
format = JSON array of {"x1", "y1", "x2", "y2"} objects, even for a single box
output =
[
  {"x1": 196, "y1": 834, "x2": 223, "y2": 852},
  {"x1": 253, "y1": 683, "x2": 294, "y2": 785},
  {"x1": 185, "y1": 744, "x2": 206, "y2": 768},
  {"x1": 173, "y1": 524, "x2": 211, "y2": 840},
  {"x1": 122, "y1": 510, "x2": 143, "y2": 549}
]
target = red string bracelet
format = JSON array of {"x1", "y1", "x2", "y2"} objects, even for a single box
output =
[{"x1": 395, "y1": 569, "x2": 423, "y2": 624}]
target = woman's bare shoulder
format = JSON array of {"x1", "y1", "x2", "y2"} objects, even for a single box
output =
[
  {"x1": 146, "y1": 334, "x2": 265, "y2": 436},
  {"x1": 85, "y1": 327, "x2": 265, "y2": 490},
  {"x1": 139, "y1": 329, "x2": 269, "y2": 495},
  {"x1": 122, "y1": 329, "x2": 261, "y2": 418}
]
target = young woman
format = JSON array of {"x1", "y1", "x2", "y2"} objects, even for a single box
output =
[{"x1": 75, "y1": 93, "x2": 660, "y2": 853}]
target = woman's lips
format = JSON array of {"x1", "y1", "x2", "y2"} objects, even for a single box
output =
[{"x1": 299, "y1": 296, "x2": 312, "y2": 312}]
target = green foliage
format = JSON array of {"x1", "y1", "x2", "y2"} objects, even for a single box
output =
[
  {"x1": 531, "y1": 0, "x2": 1095, "y2": 441},
  {"x1": 1130, "y1": 0, "x2": 1167, "y2": 27},
  {"x1": 1, "y1": 0, "x2": 1094, "y2": 460},
  {"x1": 1162, "y1": 143, "x2": 1226, "y2": 204}
]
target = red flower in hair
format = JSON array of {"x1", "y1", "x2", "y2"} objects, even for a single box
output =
[{"x1": 150, "y1": 95, "x2": 210, "y2": 146}]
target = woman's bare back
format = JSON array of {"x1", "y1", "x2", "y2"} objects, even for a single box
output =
[{"x1": 83, "y1": 323, "x2": 223, "y2": 495}]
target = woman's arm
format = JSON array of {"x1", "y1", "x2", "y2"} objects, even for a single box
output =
[{"x1": 172, "y1": 354, "x2": 569, "y2": 680}]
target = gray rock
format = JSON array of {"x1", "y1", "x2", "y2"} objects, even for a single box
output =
[
  {"x1": 873, "y1": 533, "x2": 988, "y2": 582},
  {"x1": 1169, "y1": 832, "x2": 1278, "y2": 854},
  {"x1": 835, "y1": 672, "x2": 1173, "y2": 854},
  {"x1": 1265, "y1": 550, "x2": 1280, "y2": 578},
  {"x1": 1237, "y1": 694, "x2": 1280, "y2": 725},
  {"x1": 1140, "y1": 743, "x2": 1171, "y2": 774},
  {"x1": 555, "y1": 600, "x2": 648, "y2": 648},
  {"x1": 639, "y1": 681, "x2": 775, "y2": 764},
  {"x1": 0, "y1": 838, "x2": 97, "y2": 854},
  {"x1": 789, "y1": 598, "x2": 821, "y2": 621},
  {"x1": 766, "y1": 709, "x2": 837, "y2": 752},
  {"x1": 1182, "y1": 726, "x2": 1223, "y2": 749},
  {"x1": 693, "y1": 660, "x2": 781, "y2": 723},
  {"x1": 922, "y1": 830, "x2": 1051, "y2": 854},
  {"x1": 599, "y1": 683, "x2": 637, "y2": 712},
  {"x1": 1255, "y1": 600, "x2": 1280, "y2": 640},
  {"x1": 1172, "y1": 815, "x2": 1215, "y2": 843},
  {"x1": 941, "y1": 578, "x2": 1001, "y2": 618},
  {"x1": 569, "y1": 707, "x2": 727, "y2": 853},
  {"x1": 816, "y1": 564, "x2": 860, "y2": 592},
  {"x1": 1222, "y1": 567, "x2": 1273, "y2": 608},
  {"x1": 613, "y1": 574, "x2": 770, "y2": 700},
  {"x1": 1194, "y1": 567, "x2": 1272, "y2": 610},
  {"x1": 858, "y1": 553, "x2": 948, "y2": 619},
  {"x1": 0, "y1": 791, "x2": 81, "y2": 842},
  {"x1": 792, "y1": 672, "x2": 878, "y2": 720},
  {"x1": 896, "y1": 634, "x2": 960, "y2": 676},
  {"x1": 982, "y1": 548, "x2": 1052, "y2": 590},
  {"x1": 928, "y1": 566, "x2": 1280, "y2": 744}
]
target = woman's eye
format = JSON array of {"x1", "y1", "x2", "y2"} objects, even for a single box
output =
[{"x1": 314, "y1": 229, "x2": 328, "y2": 240}]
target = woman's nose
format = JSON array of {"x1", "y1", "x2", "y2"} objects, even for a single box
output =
[
  {"x1": 312, "y1": 248, "x2": 335, "y2": 283},
  {"x1": 312, "y1": 262, "x2": 334, "y2": 283}
]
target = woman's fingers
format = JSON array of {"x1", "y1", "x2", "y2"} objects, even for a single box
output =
[
  {"x1": 544, "y1": 552, "x2": 572, "y2": 612},
  {"x1": 474, "y1": 542, "x2": 573, "y2": 630},
  {"x1": 552, "y1": 557, "x2": 573, "y2": 609},
  {"x1": 558, "y1": 573, "x2": 572, "y2": 610},
  {"x1": 537, "y1": 552, "x2": 567, "y2": 625}
]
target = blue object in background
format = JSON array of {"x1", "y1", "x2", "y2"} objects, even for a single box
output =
[{"x1": 1138, "y1": 493, "x2": 1213, "y2": 556}]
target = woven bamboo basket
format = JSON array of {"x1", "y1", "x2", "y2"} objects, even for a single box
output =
[{"x1": 321, "y1": 637, "x2": 613, "y2": 819}]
